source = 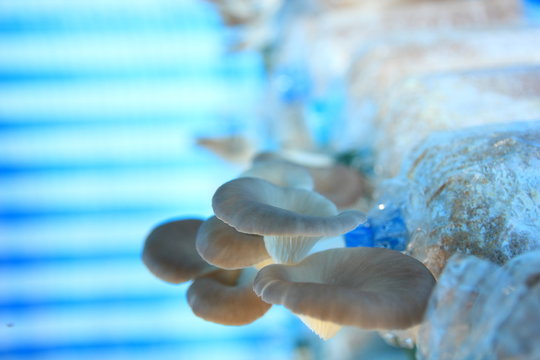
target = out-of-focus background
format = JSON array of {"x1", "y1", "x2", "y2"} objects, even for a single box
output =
[
  {"x1": 0, "y1": 0, "x2": 295, "y2": 359},
  {"x1": 2, "y1": 0, "x2": 540, "y2": 359}
]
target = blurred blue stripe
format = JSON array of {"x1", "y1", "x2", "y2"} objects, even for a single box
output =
[
  {"x1": 0, "y1": 252, "x2": 142, "y2": 268},
  {"x1": 0, "y1": 337, "x2": 280, "y2": 358},
  {"x1": 0, "y1": 292, "x2": 176, "y2": 310},
  {"x1": 0, "y1": 206, "x2": 209, "y2": 219},
  {"x1": 0, "y1": 68, "x2": 259, "y2": 83},
  {"x1": 0, "y1": 0, "x2": 221, "y2": 33}
]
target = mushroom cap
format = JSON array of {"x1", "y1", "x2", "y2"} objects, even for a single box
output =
[
  {"x1": 212, "y1": 177, "x2": 364, "y2": 237},
  {"x1": 142, "y1": 218, "x2": 214, "y2": 284},
  {"x1": 253, "y1": 150, "x2": 333, "y2": 168},
  {"x1": 196, "y1": 135, "x2": 255, "y2": 165},
  {"x1": 240, "y1": 159, "x2": 314, "y2": 190},
  {"x1": 187, "y1": 268, "x2": 271, "y2": 326},
  {"x1": 253, "y1": 247, "x2": 436, "y2": 330},
  {"x1": 252, "y1": 152, "x2": 370, "y2": 208},
  {"x1": 196, "y1": 216, "x2": 270, "y2": 270},
  {"x1": 310, "y1": 164, "x2": 370, "y2": 209}
]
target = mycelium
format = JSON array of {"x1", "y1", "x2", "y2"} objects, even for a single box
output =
[
  {"x1": 142, "y1": 217, "x2": 271, "y2": 325},
  {"x1": 196, "y1": 215, "x2": 271, "y2": 269},
  {"x1": 212, "y1": 177, "x2": 365, "y2": 264},
  {"x1": 253, "y1": 247, "x2": 436, "y2": 339}
]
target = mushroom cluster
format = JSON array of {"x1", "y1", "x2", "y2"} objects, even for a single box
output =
[
  {"x1": 143, "y1": 218, "x2": 272, "y2": 325},
  {"x1": 142, "y1": 153, "x2": 436, "y2": 339}
]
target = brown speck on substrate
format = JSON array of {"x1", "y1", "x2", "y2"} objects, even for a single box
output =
[{"x1": 526, "y1": 273, "x2": 540, "y2": 288}]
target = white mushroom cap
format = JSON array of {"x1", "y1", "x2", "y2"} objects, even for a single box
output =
[
  {"x1": 187, "y1": 268, "x2": 271, "y2": 326},
  {"x1": 196, "y1": 216, "x2": 271, "y2": 270},
  {"x1": 240, "y1": 159, "x2": 314, "y2": 190},
  {"x1": 253, "y1": 247, "x2": 436, "y2": 337},
  {"x1": 142, "y1": 219, "x2": 215, "y2": 284},
  {"x1": 212, "y1": 177, "x2": 365, "y2": 263}
]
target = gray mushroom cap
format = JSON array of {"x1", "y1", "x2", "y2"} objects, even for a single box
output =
[
  {"x1": 142, "y1": 218, "x2": 215, "y2": 284},
  {"x1": 196, "y1": 216, "x2": 270, "y2": 269},
  {"x1": 253, "y1": 247, "x2": 436, "y2": 330},
  {"x1": 252, "y1": 152, "x2": 370, "y2": 209},
  {"x1": 240, "y1": 159, "x2": 314, "y2": 190},
  {"x1": 187, "y1": 268, "x2": 271, "y2": 326},
  {"x1": 212, "y1": 177, "x2": 364, "y2": 237},
  {"x1": 309, "y1": 164, "x2": 371, "y2": 209}
]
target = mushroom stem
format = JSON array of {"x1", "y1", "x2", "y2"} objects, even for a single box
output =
[
  {"x1": 298, "y1": 315, "x2": 342, "y2": 340},
  {"x1": 236, "y1": 267, "x2": 258, "y2": 286}
]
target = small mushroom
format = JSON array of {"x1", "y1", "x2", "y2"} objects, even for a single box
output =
[
  {"x1": 253, "y1": 247, "x2": 436, "y2": 339},
  {"x1": 188, "y1": 267, "x2": 271, "y2": 326},
  {"x1": 142, "y1": 218, "x2": 215, "y2": 283},
  {"x1": 196, "y1": 216, "x2": 271, "y2": 269},
  {"x1": 253, "y1": 150, "x2": 334, "y2": 168},
  {"x1": 309, "y1": 164, "x2": 371, "y2": 209},
  {"x1": 143, "y1": 218, "x2": 271, "y2": 326},
  {"x1": 240, "y1": 159, "x2": 314, "y2": 190},
  {"x1": 212, "y1": 177, "x2": 365, "y2": 264},
  {"x1": 196, "y1": 135, "x2": 255, "y2": 165},
  {"x1": 252, "y1": 152, "x2": 370, "y2": 209}
]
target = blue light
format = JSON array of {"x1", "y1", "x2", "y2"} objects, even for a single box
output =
[
  {"x1": 274, "y1": 65, "x2": 311, "y2": 104},
  {"x1": 0, "y1": 0, "x2": 295, "y2": 358},
  {"x1": 344, "y1": 219, "x2": 374, "y2": 247},
  {"x1": 345, "y1": 206, "x2": 409, "y2": 251}
]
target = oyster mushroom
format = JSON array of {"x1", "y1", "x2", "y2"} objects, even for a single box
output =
[
  {"x1": 188, "y1": 267, "x2": 271, "y2": 326},
  {"x1": 240, "y1": 159, "x2": 314, "y2": 190},
  {"x1": 253, "y1": 152, "x2": 370, "y2": 209},
  {"x1": 212, "y1": 177, "x2": 365, "y2": 264},
  {"x1": 142, "y1": 218, "x2": 215, "y2": 283},
  {"x1": 196, "y1": 216, "x2": 271, "y2": 270},
  {"x1": 143, "y1": 218, "x2": 271, "y2": 325},
  {"x1": 253, "y1": 247, "x2": 436, "y2": 339},
  {"x1": 196, "y1": 135, "x2": 255, "y2": 165},
  {"x1": 309, "y1": 164, "x2": 371, "y2": 209}
]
